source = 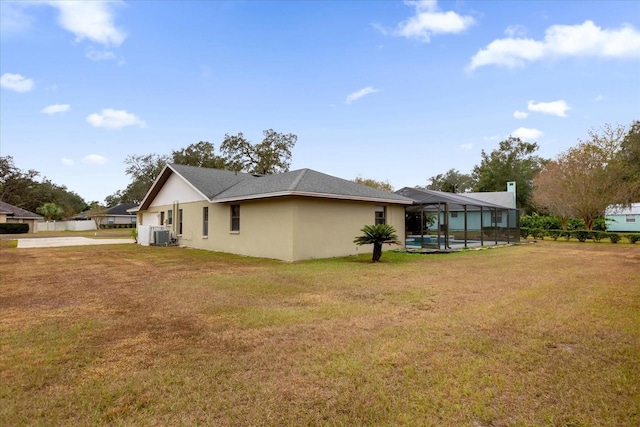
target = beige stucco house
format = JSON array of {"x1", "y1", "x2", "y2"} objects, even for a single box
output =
[
  {"x1": 0, "y1": 201, "x2": 43, "y2": 233},
  {"x1": 135, "y1": 164, "x2": 413, "y2": 261}
]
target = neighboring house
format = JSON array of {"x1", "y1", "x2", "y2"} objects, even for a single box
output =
[
  {"x1": 104, "y1": 203, "x2": 138, "y2": 226},
  {"x1": 605, "y1": 203, "x2": 640, "y2": 233},
  {"x1": 135, "y1": 164, "x2": 414, "y2": 261},
  {"x1": 0, "y1": 201, "x2": 43, "y2": 233},
  {"x1": 77, "y1": 203, "x2": 138, "y2": 227}
]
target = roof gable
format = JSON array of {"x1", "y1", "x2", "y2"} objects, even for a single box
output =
[{"x1": 0, "y1": 201, "x2": 43, "y2": 219}]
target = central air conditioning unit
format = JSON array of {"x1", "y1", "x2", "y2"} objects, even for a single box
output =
[{"x1": 154, "y1": 230, "x2": 170, "y2": 246}]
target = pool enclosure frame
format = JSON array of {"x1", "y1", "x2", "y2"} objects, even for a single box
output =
[{"x1": 396, "y1": 187, "x2": 520, "y2": 251}]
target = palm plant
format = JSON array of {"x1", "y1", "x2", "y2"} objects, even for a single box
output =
[{"x1": 354, "y1": 224, "x2": 401, "y2": 262}]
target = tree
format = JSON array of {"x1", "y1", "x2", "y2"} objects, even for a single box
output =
[
  {"x1": 472, "y1": 137, "x2": 546, "y2": 211},
  {"x1": 424, "y1": 169, "x2": 475, "y2": 193},
  {"x1": 617, "y1": 120, "x2": 640, "y2": 202},
  {"x1": 110, "y1": 153, "x2": 170, "y2": 204},
  {"x1": 220, "y1": 129, "x2": 297, "y2": 175},
  {"x1": 37, "y1": 203, "x2": 64, "y2": 221},
  {"x1": 172, "y1": 141, "x2": 227, "y2": 169},
  {"x1": 353, "y1": 176, "x2": 393, "y2": 192},
  {"x1": 353, "y1": 224, "x2": 400, "y2": 262},
  {"x1": 0, "y1": 156, "x2": 40, "y2": 208},
  {"x1": 1, "y1": 156, "x2": 87, "y2": 215},
  {"x1": 531, "y1": 161, "x2": 575, "y2": 230},
  {"x1": 532, "y1": 123, "x2": 632, "y2": 230},
  {"x1": 85, "y1": 204, "x2": 108, "y2": 229}
]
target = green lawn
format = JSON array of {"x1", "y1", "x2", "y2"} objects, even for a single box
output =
[{"x1": 1, "y1": 242, "x2": 639, "y2": 426}]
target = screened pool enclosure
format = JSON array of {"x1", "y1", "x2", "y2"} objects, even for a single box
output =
[{"x1": 396, "y1": 187, "x2": 520, "y2": 251}]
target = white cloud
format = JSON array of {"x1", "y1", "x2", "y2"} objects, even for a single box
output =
[
  {"x1": 41, "y1": 104, "x2": 70, "y2": 115},
  {"x1": 459, "y1": 143, "x2": 473, "y2": 151},
  {"x1": 527, "y1": 100, "x2": 571, "y2": 117},
  {"x1": 1, "y1": 73, "x2": 35, "y2": 92},
  {"x1": 86, "y1": 47, "x2": 118, "y2": 61},
  {"x1": 345, "y1": 87, "x2": 379, "y2": 104},
  {"x1": 513, "y1": 110, "x2": 529, "y2": 119},
  {"x1": 378, "y1": 0, "x2": 475, "y2": 43},
  {"x1": 469, "y1": 20, "x2": 640, "y2": 70},
  {"x1": 61, "y1": 158, "x2": 75, "y2": 166},
  {"x1": 86, "y1": 109, "x2": 146, "y2": 129},
  {"x1": 504, "y1": 25, "x2": 527, "y2": 38},
  {"x1": 83, "y1": 154, "x2": 109, "y2": 165},
  {"x1": 48, "y1": 0, "x2": 126, "y2": 47},
  {"x1": 594, "y1": 95, "x2": 605, "y2": 102},
  {"x1": 511, "y1": 127, "x2": 542, "y2": 141},
  {"x1": 483, "y1": 135, "x2": 501, "y2": 142}
]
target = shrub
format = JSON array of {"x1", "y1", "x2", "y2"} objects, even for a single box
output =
[
  {"x1": 575, "y1": 230, "x2": 591, "y2": 242},
  {"x1": 548, "y1": 230, "x2": 562, "y2": 241},
  {"x1": 627, "y1": 234, "x2": 640, "y2": 244},
  {"x1": 592, "y1": 231, "x2": 605, "y2": 242},
  {"x1": 519, "y1": 227, "x2": 530, "y2": 239},
  {"x1": 0, "y1": 223, "x2": 29, "y2": 234},
  {"x1": 609, "y1": 233, "x2": 621, "y2": 244},
  {"x1": 531, "y1": 228, "x2": 545, "y2": 240}
]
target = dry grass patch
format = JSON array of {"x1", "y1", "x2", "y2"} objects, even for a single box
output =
[{"x1": 1, "y1": 242, "x2": 639, "y2": 426}]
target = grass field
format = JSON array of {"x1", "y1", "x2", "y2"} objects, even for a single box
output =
[{"x1": 1, "y1": 241, "x2": 639, "y2": 426}]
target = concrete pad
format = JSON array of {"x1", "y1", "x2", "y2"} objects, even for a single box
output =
[{"x1": 17, "y1": 237, "x2": 135, "y2": 248}]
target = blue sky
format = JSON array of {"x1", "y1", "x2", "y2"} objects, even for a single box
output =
[{"x1": 1, "y1": 0, "x2": 639, "y2": 204}]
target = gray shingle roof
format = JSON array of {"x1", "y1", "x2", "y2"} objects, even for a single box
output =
[
  {"x1": 0, "y1": 201, "x2": 43, "y2": 219},
  {"x1": 396, "y1": 187, "x2": 511, "y2": 210},
  {"x1": 106, "y1": 203, "x2": 139, "y2": 216},
  {"x1": 163, "y1": 165, "x2": 413, "y2": 205},
  {"x1": 169, "y1": 164, "x2": 257, "y2": 199},
  {"x1": 214, "y1": 169, "x2": 413, "y2": 203}
]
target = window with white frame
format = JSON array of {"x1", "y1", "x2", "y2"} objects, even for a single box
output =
[
  {"x1": 626, "y1": 214, "x2": 637, "y2": 223},
  {"x1": 203, "y1": 207, "x2": 208, "y2": 237},
  {"x1": 375, "y1": 206, "x2": 386, "y2": 225},
  {"x1": 168, "y1": 209, "x2": 173, "y2": 225},
  {"x1": 178, "y1": 209, "x2": 183, "y2": 235},
  {"x1": 231, "y1": 205, "x2": 240, "y2": 232},
  {"x1": 491, "y1": 210, "x2": 502, "y2": 224}
]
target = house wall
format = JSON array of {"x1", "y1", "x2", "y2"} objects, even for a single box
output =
[
  {"x1": 143, "y1": 197, "x2": 406, "y2": 261},
  {"x1": 606, "y1": 214, "x2": 640, "y2": 232},
  {"x1": 105, "y1": 215, "x2": 137, "y2": 226},
  {"x1": 290, "y1": 198, "x2": 406, "y2": 260}
]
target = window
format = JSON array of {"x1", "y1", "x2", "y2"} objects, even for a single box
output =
[
  {"x1": 451, "y1": 212, "x2": 458, "y2": 218},
  {"x1": 131, "y1": 216, "x2": 136, "y2": 224},
  {"x1": 626, "y1": 214, "x2": 637, "y2": 223},
  {"x1": 375, "y1": 206, "x2": 386, "y2": 225},
  {"x1": 231, "y1": 205, "x2": 240, "y2": 232},
  {"x1": 160, "y1": 211, "x2": 165, "y2": 225},
  {"x1": 203, "y1": 207, "x2": 208, "y2": 237},
  {"x1": 491, "y1": 210, "x2": 503, "y2": 224},
  {"x1": 178, "y1": 209, "x2": 183, "y2": 235},
  {"x1": 108, "y1": 217, "x2": 114, "y2": 224},
  {"x1": 168, "y1": 209, "x2": 173, "y2": 225}
]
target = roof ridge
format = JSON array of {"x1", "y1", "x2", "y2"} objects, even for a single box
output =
[{"x1": 288, "y1": 168, "x2": 308, "y2": 191}]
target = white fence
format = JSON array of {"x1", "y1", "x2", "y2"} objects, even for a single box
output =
[{"x1": 38, "y1": 220, "x2": 97, "y2": 232}]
